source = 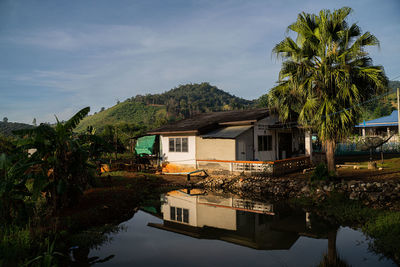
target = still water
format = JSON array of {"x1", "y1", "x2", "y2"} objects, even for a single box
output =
[{"x1": 86, "y1": 189, "x2": 396, "y2": 266}]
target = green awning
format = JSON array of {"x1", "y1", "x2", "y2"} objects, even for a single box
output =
[
  {"x1": 141, "y1": 206, "x2": 158, "y2": 214},
  {"x1": 135, "y1": 135, "x2": 156, "y2": 155}
]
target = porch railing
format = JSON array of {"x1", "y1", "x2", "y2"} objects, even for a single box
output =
[{"x1": 196, "y1": 156, "x2": 310, "y2": 176}]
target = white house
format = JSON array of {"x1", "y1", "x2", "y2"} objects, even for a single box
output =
[{"x1": 148, "y1": 109, "x2": 310, "y2": 174}]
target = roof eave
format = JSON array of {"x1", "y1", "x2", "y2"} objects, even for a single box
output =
[
  {"x1": 219, "y1": 120, "x2": 257, "y2": 126},
  {"x1": 147, "y1": 130, "x2": 199, "y2": 135}
]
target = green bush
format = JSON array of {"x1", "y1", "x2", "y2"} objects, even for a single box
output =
[
  {"x1": 310, "y1": 163, "x2": 336, "y2": 182},
  {"x1": 0, "y1": 225, "x2": 32, "y2": 266}
]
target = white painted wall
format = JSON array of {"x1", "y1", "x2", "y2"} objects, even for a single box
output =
[
  {"x1": 160, "y1": 134, "x2": 196, "y2": 166},
  {"x1": 161, "y1": 191, "x2": 198, "y2": 227},
  {"x1": 161, "y1": 191, "x2": 236, "y2": 230},
  {"x1": 254, "y1": 116, "x2": 279, "y2": 161},
  {"x1": 236, "y1": 128, "x2": 254, "y2": 160}
]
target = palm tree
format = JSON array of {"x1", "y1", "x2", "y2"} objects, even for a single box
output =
[{"x1": 269, "y1": 7, "x2": 388, "y2": 172}]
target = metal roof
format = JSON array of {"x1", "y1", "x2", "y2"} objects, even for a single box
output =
[
  {"x1": 355, "y1": 110, "x2": 399, "y2": 127},
  {"x1": 148, "y1": 108, "x2": 268, "y2": 134},
  {"x1": 201, "y1": 125, "x2": 253, "y2": 139}
]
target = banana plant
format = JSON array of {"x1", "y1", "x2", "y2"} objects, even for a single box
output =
[
  {"x1": 0, "y1": 153, "x2": 36, "y2": 223},
  {"x1": 13, "y1": 107, "x2": 97, "y2": 212}
]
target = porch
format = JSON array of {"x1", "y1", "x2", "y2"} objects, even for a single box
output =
[{"x1": 196, "y1": 155, "x2": 311, "y2": 176}]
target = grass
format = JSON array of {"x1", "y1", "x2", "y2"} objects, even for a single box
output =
[
  {"x1": 340, "y1": 155, "x2": 400, "y2": 171},
  {"x1": 0, "y1": 225, "x2": 32, "y2": 265},
  {"x1": 376, "y1": 157, "x2": 400, "y2": 171}
]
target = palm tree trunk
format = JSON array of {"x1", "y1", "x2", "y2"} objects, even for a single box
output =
[
  {"x1": 325, "y1": 139, "x2": 336, "y2": 172},
  {"x1": 328, "y1": 230, "x2": 337, "y2": 263}
]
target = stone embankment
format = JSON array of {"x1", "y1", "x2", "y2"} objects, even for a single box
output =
[{"x1": 196, "y1": 176, "x2": 400, "y2": 209}]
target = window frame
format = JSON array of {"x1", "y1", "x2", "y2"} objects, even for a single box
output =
[
  {"x1": 169, "y1": 206, "x2": 189, "y2": 223},
  {"x1": 258, "y1": 135, "x2": 273, "y2": 151},
  {"x1": 168, "y1": 137, "x2": 189, "y2": 153}
]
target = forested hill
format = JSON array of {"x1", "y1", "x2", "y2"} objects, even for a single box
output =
[
  {"x1": 128, "y1": 82, "x2": 254, "y2": 118},
  {"x1": 76, "y1": 83, "x2": 255, "y2": 133},
  {"x1": 361, "y1": 80, "x2": 400, "y2": 121},
  {"x1": 0, "y1": 121, "x2": 34, "y2": 136}
]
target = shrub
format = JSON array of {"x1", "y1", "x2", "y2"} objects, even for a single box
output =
[{"x1": 310, "y1": 163, "x2": 336, "y2": 182}]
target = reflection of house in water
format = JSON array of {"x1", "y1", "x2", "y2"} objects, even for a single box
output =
[{"x1": 148, "y1": 190, "x2": 330, "y2": 250}]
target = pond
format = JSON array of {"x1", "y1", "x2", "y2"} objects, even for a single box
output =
[{"x1": 82, "y1": 189, "x2": 396, "y2": 266}]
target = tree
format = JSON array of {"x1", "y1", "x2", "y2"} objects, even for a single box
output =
[
  {"x1": 3, "y1": 117, "x2": 8, "y2": 123},
  {"x1": 256, "y1": 93, "x2": 271, "y2": 108},
  {"x1": 269, "y1": 7, "x2": 388, "y2": 172},
  {"x1": 32, "y1": 118, "x2": 37, "y2": 126}
]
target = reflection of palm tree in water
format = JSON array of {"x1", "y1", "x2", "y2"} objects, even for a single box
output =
[{"x1": 318, "y1": 229, "x2": 350, "y2": 267}]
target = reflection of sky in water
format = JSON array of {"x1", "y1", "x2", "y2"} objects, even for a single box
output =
[{"x1": 89, "y1": 211, "x2": 396, "y2": 267}]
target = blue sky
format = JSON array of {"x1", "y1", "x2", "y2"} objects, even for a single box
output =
[{"x1": 1, "y1": 0, "x2": 399, "y2": 123}]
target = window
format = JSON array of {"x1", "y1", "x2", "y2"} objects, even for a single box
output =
[
  {"x1": 170, "y1": 206, "x2": 176, "y2": 220},
  {"x1": 183, "y1": 209, "x2": 189, "y2": 223},
  {"x1": 176, "y1": 138, "x2": 181, "y2": 152},
  {"x1": 169, "y1": 207, "x2": 189, "y2": 223},
  {"x1": 182, "y1": 138, "x2": 188, "y2": 152},
  {"x1": 258, "y1": 135, "x2": 272, "y2": 151},
  {"x1": 169, "y1": 139, "x2": 175, "y2": 152},
  {"x1": 168, "y1": 137, "x2": 189, "y2": 152},
  {"x1": 176, "y1": 208, "x2": 182, "y2": 221}
]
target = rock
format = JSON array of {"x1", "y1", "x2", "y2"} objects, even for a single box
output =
[
  {"x1": 349, "y1": 192, "x2": 359, "y2": 200},
  {"x1": 301, "y1": 185, "x2": 310, "y2": 193}
]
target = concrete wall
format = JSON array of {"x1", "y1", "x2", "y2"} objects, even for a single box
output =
[
  {"x1": 197, "y1": 202, "x2": 236, "y2": 230},
  {"x1": 197, "y1": 161, "x2": 232, "y2": 174},
  {"x1": 160, "y1": 134, "x2": 196, "y2": 166},
  {"x1": 196, "y1": 136, "x2": 236, "y2": 161}
]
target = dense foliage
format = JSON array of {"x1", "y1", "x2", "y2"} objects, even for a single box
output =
[
  {"x1": 360, "y1": 80, "x2": 398, "y2": 121},
  {"x1": 0, "y1": 107, "x2": 115, "y2": 265},
  {"x1": 0, "y1": 121, "x2": 34, "y2": 136},
  {"x1": 128, "y1": 82, "x2": 254, "y2": 118},
  {"x1": 12, "y1": 107, "x2": 110, "y2": 212}
]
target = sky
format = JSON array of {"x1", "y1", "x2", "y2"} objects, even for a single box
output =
[{"x1": 1, "y1": 0, "x2": 399, "y2": 124}]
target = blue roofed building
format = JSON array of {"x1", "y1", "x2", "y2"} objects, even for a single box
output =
[{"x1": 355, "y1": 110, "x2": 399, "y2": 140}]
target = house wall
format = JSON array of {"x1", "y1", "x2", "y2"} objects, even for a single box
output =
[
  {"x1": 160, "y1": 134, "x2": 196, "y2": 166},
  {"x1": 161, "y1": 192, "x2": 198, "y2": 227},
  {"x1": 196, "y1": 136, "x2": 236, "y2": 161},
  {"x1": 196, "y1": 202, "x2": 236, "y2": 230},
  {"x1": 253, "y1": 116, "x2": 305, "y2": 161},
  {"x1": 236, "y1": 128, "x2": 254, "y2": 160},
  {"x1": 254, "y1": 116, "x2": 279, "y2": 161}
]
